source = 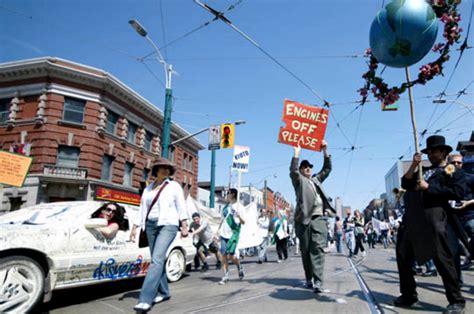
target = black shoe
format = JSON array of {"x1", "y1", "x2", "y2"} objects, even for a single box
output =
[
  {"x1": 303, "y1": 280, "x2": 313, "y2": 289},
  {"x1": 313, "y1": 281, "x2": 323, "y2": 294},
  {"x1": 216, "y1": 261, "x2": 222, "y2": 270},
  {"x1": 257, "y1": 260, "x2": 263, "y2": 264},
  {"x1": 421, "y1": 270, "x2": 437, "y2": 277},
  {"x1": 393, "y1": 295, "x2": 418, "y2": 307},
  {"x1": 460, "y1": 260, "x2": 471, "y2": 270},
  {"x1": 200, "y1": 264, "x2": 209, "y2": 272},
  {"x1": 444, "y1": 302, "x2": 465, "y2": 314},
  {"x1": 264, "y1": 257, "x2": 268, "y2": 262}
]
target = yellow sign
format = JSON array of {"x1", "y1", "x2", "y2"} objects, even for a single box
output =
[{"x1": 0, "y1": 150, "x2": 33, "y2": 187}]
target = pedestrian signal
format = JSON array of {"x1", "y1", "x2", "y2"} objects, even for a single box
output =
[{"x1": 220, "y1": 123, "x2": 234, "y2": 149}]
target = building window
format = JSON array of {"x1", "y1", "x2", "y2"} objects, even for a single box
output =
[
  {"x1": 63, "y1": 97, "x2": 85, "y2": 124},
  {"x1": 106, "y1": 111, "x2": 119, "y2": 134},
  {"x1": 101, "y1": 155, "x2": 114, "y2": 181},
  {"x1": 169, "y1": 147, "x2": 175, "y2": 163},
  {"x1": 144, "y1": 131, "x2": 153, "y2": 151},
  {"x1": 188, "y1": 155, "x2": 193, "y2": 172},
  {"x1": 0, "y1": 99, "x2": 9, "y2": 122},
  {"x1": 128, "y1": 122, "x2": 137, "y2": 144},
  {"x1": 57, "y1": 146, "x2": 80, "y2": 168},
  {"x1": 182, "y1": 153, "x2": 187, "y2": 170},
  {"x1": 143, "y1": 168, "x2": 150, "y2": 181},
  {"x1": 124, "y1": 162, "x2": 134, "y2": 186}
]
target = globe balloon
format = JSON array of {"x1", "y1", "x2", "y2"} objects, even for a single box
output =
[{"x1": 369, "y1": 0, "x2": 438, "y2": 68}]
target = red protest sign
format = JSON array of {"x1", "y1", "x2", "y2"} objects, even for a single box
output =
[{"x1": 278, "y1": 99, "x2": 329, "y2": 151}]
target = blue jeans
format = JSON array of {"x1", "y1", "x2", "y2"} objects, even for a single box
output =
[
  {"x1": 335, "y1": 232, "x2": 343, "y2": 253},
  {"x1": 139, "y1": 222, "x2": 178, "y2": 304}
]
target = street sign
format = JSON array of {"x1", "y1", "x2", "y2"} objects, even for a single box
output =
[
  {"x1": 208, "y1": 125, "x2": 221, "y2": 150},
  {"x1": 278, "y1": 99, "x2": 329, "y2": 151},
  {"x1": 232, "y1": 145, "x2": 250, "y2": 173}
]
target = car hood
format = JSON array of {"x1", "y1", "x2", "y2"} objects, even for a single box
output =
[{"x1": 0, "y1": 223, "x2": 69, "y2": 252}]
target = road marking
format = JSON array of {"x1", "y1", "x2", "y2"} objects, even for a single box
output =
[{"x1": 347, "y1": 257, "x2": 383, "y2": 314}]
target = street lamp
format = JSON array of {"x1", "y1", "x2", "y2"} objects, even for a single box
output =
[{"x1": 129, "y1": 19, "x2": 174, "y2": 159}]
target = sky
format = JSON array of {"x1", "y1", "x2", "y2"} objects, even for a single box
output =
[{"x1": 1, "y1": 0, "x2": 473, "y2": 210}]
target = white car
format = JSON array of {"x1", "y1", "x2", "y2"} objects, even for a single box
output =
[{"x1": 0, "y1": 201, "x2": 196, "y2": 313}]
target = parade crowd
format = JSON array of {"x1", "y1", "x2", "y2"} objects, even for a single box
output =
[{"x1": 129, "y1": 135, "x2": 472, "y2": 314}]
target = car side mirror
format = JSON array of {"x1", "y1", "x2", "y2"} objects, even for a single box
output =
[{"x1": 84, "y1": 218, "x2": 108, "y2": 228}]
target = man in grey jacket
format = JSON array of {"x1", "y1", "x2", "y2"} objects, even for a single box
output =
[{"x1": 290, "y1": 140, "x2": 335, "y2": 293}]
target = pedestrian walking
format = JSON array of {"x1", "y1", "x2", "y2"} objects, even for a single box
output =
[
  {"x1": 343, "y1": 212, "x2": 355, "y2": 257},
  {"x1": 290, "y1": 141, "x2": 336, "y2": 293},
  {"x1": 257, "y1": 209, "x2": 270, "y2": 264},
  {"x1": 272, "y1": 210, "x2": 289, "y2": 262},
  {"x1": 215, "y1": 188, "x2": 245, "y2": 285},
  {"x1": 366, "y1": 221, "x2": 376, "y2": 249},
  {"x1": 131, "y1": 158, "x2": 189, "y2": 312},
  {"x1": 380, "y1": 219, "x2": 389, "y2": 249},
  {"x1": 394, "y1": 135, "x2": 466, "y2": 313},
  {"x1": 334, "y1": 216, "x2": 344, "y2": 253},
  {"x1": 353, "y1": 210, "x2": 366, "y2": 257}
]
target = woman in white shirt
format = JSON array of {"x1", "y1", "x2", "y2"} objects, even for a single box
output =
[{"x1": 131, "y1": 158, "x2": 189, "y2": 312}]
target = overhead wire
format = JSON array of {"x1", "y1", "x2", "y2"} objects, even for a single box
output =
[
  {"x1": 141, "y1": 0, "x2": 244, "y2": 61},
  {"x1": 158, "y1": 0, "x2": 168, "y2": 60}
]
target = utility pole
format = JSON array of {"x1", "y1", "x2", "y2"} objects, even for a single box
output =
[
  {"x1": 209, "y1": 149, "x2": 217, "y2": 208},
  {"x1": 263, "y1": 179, "x2": 267, "y2": 211}
]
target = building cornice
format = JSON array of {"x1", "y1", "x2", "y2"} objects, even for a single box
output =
[{"x1": 0, "y1": 57, "x2": 204, "y2": 151}]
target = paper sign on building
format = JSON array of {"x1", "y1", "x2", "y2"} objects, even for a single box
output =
[
  {"x1": 232, "y1": 145, "x2": 250, "y2": 173},
  {"x1": 278, "y1": 99, "x2": 329, "y2": 151},
  {"x1": 0, "y1": 150, "x2": 33, "y2": 187}
]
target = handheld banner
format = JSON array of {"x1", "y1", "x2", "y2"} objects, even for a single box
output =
[
  {"x1": 232, "y1": 145, "x2": 250, "y2": 173},
  {"x1": 0, "y1": 150, "x2": 33, "y2": 187},
  {"x1": 278, "y1": 99, "x2": 329, "y2": 151}
]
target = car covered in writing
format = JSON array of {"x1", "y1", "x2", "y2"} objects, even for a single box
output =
[{"x1": 0, "y1": 201, "x2": 196, "y2": 313}]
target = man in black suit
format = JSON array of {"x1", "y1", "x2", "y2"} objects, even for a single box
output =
[{"x1": 395, "y1": 135, "x2": 466, "y2": 314}]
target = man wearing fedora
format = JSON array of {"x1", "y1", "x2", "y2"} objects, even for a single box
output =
[
  {"x1": 290, "y1": 140, "x2": 336, "y2": 294},
  {"x1": 395, "y1": 135, "x2": 466, "y2": 314}
]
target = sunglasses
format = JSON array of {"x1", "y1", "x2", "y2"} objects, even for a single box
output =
[
  {"x1": 103, "y1": 207, "x2": 117, "y2": 214},
  {"x1": 450, "y1": 161, "x2": 462, "y2": 165}
]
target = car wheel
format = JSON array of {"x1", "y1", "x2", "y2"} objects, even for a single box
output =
[
  {"x1": 166, "y1": 249, "x2": 185, "y2": 282},
  {"x1": 0, "y1": 255, "x2": 45, "y2": 313}
]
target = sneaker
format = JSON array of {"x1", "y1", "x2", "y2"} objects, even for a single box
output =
[
  {"x1": 460, "y1": 260, "x2": 472, "y2": 270},
  {"x1": 216, "y1": 261, "x2": 222, "y2": 270},
  {"x1": 218, "y1": 276, "x2": 229, "y2": 285},
  {"x1": 304, "y1": 280, "x2": 313, "y2": 289},
  {"x1": 201, "y1": 264, "x2": 209, "y2": 272},
  {"x1": 445, "y1": 302, "x2": 465, "y2": 314},
  {"x1": 134, "y1": 302, "x2": 151, "y2": 312},
  {"x1": 153, "y1": 295, "x2": 170, "y2": 304},
  {"x1": 239, "y1": 268, "x2": 245, "y2": 280},
  {"x1": 313, "y1": 281, "x2": 323, "y2": 294},
  {"x1": 257, "y1": 259, "x2": 263, "y2": 264},
  {"x1": 362, "y1": 251, "x2": 366, "y2": 257},
  {"x1": 421, "y1": 270, "x2": 437, "y2": 277},
  {"x1": 277, "y1": 260, "x2": 282, "y2": 263},
  {"x1": 393, "y1": 295, "x2": 418, "y2": 307}
]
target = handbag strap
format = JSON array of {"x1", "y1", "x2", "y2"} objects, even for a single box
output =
[{"x1": 144, "y1": 181, "x2": 169, "y2": 223}]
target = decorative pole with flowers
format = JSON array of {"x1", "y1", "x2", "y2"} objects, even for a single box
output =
[{"x1": 361, "y1": 0, "x2": 464, "y2": 180}]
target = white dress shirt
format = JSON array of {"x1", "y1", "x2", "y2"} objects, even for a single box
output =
[{"x1": 138, "y1": 179, "x2": 188, "y2": 228}]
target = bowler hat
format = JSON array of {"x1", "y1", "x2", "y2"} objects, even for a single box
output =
[
  {"x1": 151, "y1": 157, "x2": 176, "y2": 176},
  {"x1": 421, "y1": 135, "x2": 453, "y2": 154},
  {"x1": 299, "y1": 160, "x2": 313, "y2": 169}
]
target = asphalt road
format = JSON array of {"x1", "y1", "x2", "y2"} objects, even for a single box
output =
[{"x1": 40, "y1": 245, "x2": 473, "y2": 313}]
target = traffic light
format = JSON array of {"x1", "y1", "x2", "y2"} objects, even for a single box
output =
[{"x1": 220, "y1": 123, "x2": 234, "y2": 149}]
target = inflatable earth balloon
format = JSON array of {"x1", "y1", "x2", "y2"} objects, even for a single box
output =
[{"x1": 369, "y1": 0, "x2": 438, "y2": 68}]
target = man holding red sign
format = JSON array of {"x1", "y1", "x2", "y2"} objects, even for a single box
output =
[{"x1": 290, "y1": 140, "x2": 335, "y2": 294}]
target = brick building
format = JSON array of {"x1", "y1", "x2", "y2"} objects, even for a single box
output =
[{"x1": 0, "y1": 57, "x2": 203, "y2": 212}]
